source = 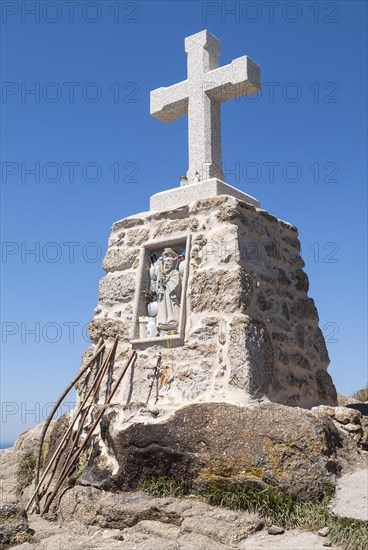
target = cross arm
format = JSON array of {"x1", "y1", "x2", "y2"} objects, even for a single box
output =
[
  {"x1": 150, "y1": 80, "x2": 189, "y2": 123},
  {"x1": 204, "y1": 56, "x2": 261, "y2": 102}
]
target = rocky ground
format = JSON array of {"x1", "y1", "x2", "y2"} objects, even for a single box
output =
[
  {"x1": 3, "y1": 483, "x2": 345, "y2": 550},
  {"x1": 1, "y1": 397, "x2": 367, "y2": 549},
  {"x1": 11, "y1": 512, "x2": 344, "y2": 550}
]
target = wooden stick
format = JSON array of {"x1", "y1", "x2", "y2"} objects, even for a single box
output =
[
  {"x1": 36, "y1": 338, "x2": 119, "y2": 510},
  {"x1": 30, "y1": 339, "x2": 105, "y2": 513},
  {"x1": 41, "y1": 350, "x2": 136, "y2": 516},
  {"x1": 31, "y1": 339, "x2": 116, "y2": 512},
  {"x1": 53, "y1": 342, "x2": 118, "y2": 489},
  {"x1": 26, "y1": 338, "x2": 116, "y2": 512}
]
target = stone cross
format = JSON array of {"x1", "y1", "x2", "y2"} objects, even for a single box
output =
[{"x1": 150, "y1": 30, "x2": 261, "y2": 184}]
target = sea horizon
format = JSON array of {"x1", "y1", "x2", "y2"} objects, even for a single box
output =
[{"x1": 0, "y1": 441, "x2": 15, "y2": 450}]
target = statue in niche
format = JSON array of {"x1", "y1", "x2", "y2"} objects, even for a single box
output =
[
  {"x1": 144, "y1": 248, "x2": 185, "y2": 337},
  {"x1": 156, "y1": 248, "x2": 181, "y2": 334}
]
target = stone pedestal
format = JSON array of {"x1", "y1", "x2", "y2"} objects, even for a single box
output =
[
  {"x1": 78, "y1": 194, "x2": 337, "y2": 411},
  {"x1": 150, "y1": 179, "x2": 260, "y2": 211}
]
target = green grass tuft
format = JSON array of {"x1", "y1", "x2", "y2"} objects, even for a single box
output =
[
  {"x1": 140, "y1": 476, "x2": 368, "y2": 550},
  {"x1": 329, "y1": 516, "x2": 368, "y2": 550},
  {"x1": 16, "y1": 451, "x2": 37, "y2": 495},
  {"x1": 140, "y1": 476, "x2": 192, "y2": 497},
  {"x1": 206, "y1": 481, "x2": 331, "y2": 529}
]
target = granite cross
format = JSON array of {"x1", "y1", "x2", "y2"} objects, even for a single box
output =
[{"x1": 150, "y1": 30, "x2": 261, "y2": 184}]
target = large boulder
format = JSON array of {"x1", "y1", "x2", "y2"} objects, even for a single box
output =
[
  {"x1": 1, "y1": 421, "x2": 55, "y2": 505},
  {"x1": 82, "y1": 402, "x2": 356, "y2": 499},
  {"x1": 14, "y1": 421, "x2": 53, "y2": 455}
]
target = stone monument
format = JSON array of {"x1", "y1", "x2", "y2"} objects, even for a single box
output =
[{"x1": 78, "y1": 30, "x2": 337, "y2": 421}]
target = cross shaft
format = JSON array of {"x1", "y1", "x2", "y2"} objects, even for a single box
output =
[{"x1": 150, "y1": 30, "x2": 261, "y2": 183}]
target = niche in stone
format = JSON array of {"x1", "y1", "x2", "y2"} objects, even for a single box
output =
[{"x1": 131, "y1": 235, "x2": 191, "y2": 346}]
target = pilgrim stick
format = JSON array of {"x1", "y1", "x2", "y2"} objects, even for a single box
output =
[
  {"x1": 26, "y1": 338, "x2": 117, "y2": 512},
  {"x1": 41, "y1": 350, "x2": 136, "y2": 515},
  {"x1": 32, "y1": 339, "x2": 117, "y2": 511}
]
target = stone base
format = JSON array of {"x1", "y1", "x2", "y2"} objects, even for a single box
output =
[
  {"x1": 78, "y1": 193, "x2": 337, "y2": 412},
  {"x1": 150, "y1": 178, "x2": 260, "y2": 211}
]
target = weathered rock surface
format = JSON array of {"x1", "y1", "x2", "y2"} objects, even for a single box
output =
[
  {"x1": 57, "y1": 486, "x2": 263, "y2": 547},
  {"x1": 0, "y1": 413, "x2": 358, "y2": 550},
  {"x1": 318, "y1": 526, "x2": 330, "y2": 537},
  {"x1": 84, "y1": 402, "x2": 356, "y2": 499},
  {"x1": 240, "y1": 530, "x2": 340, "y2": 549},
  {"x1": 0, "y1": 503, "x2": 32, "y2": 548},
  {"x1": 268, "y1": 525, "x2": 284, "y2": 535},
  {"x1": 14, "y1": 422, "x2": 51, "y2": 455},
  {"x1": 313, "y1": 405, "x2": 368, "y2": 450},
  {"x1": 0, "y1": 447, "x2": 19, "y2": 504},
  {"x1": 10, "y1": 522, "x2": 343, "y2": 550},
  {"x1": 0, "y1": 421, "x2": 56, "y2": 505},
  {"x1": 13, "y1": 486, "x2": 338, "y2": 550},
  {"x1": 329, "y1": 469, "x2": 368, "y2": 521}
]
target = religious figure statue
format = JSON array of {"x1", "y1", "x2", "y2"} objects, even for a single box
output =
[{"x1": 156, "y1": 248, "x2": 182, "y2": 334}]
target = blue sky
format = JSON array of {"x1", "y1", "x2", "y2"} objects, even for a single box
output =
[{"x1": 1, "y1": 0, "x2": 367, "y2": 446}]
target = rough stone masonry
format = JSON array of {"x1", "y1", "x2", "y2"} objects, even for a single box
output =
[{"x1": 80, "y1": 195, "x2": 337, "y2": 412}]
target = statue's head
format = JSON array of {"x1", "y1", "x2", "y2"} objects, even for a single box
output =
[{"x1": 161, "y1": 248, "x2": 178, "y2": 273}]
